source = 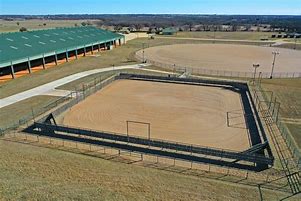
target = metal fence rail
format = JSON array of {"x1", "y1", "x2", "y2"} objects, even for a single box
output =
[
  {"x1": 120, "y1": 73, "x2": 247, "y2": 88},
  {"x1": 0, "y1": 74, "x2": 117, "y2": 135},
  {"x1": 33, "y1": 122, "x2": 273, "y2": 167},
  {"x1": 253, "y1": 83, "x2": 301, "y2": 169},
  {"x1": 0, "y1": 94, "x2": 72, "y2": 135},
  {"x1": 27, "y1": 73, "x2": 273, "y2": 168},
  {"x1": 32, "y1": 129, "x2": 262, "y2": 170},
  {"x1": 135, "y1": 54, "x2": 301, "y2": 79}
]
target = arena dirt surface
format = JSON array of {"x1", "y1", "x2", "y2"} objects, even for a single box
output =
[
  {"x1": 63, "y1": 80, "x2": 250, "y2": 151},
  {"x1": 138, "y1": 44, "x2": 301, "y2": 73}
]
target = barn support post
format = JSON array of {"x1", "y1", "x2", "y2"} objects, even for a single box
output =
[
  {"x1": 65, "y1": 49, "x2": 69, "y2": 62},
  {"x1": 42, "y1": 54, "x2": 46, "y2": 69},
  {"x1": 54, "y1": 53, "x2": 58, "y2": 65},
  {"x1": 118, "y1": 38, "x2": 121, "y2": 46},
  {"x1": 75, "y1": 48, "x2": 78, "y2": 59},
  {"x1": 27, "y1": 57, "x2": 32, "y2": 74},
  {"x1": 10, "y1": 61, "x2": 15, "y2": 79},
  {"x1": 84, "y1": 46, "x2": 86, "y2": 56},
  {"x1": 91, "y1": 45, "x2": 94, "y2": 55},
  {"x1": 98, "y1": 44, "x2": 100, "y2": 52}
]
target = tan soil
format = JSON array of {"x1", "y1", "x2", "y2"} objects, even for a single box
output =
[
  {"x1": 63, "y1": 80, "x2": 250, "y2": 151},
  {"x1": 138, "y1": 44, "x2": 301, "y2": 73}
]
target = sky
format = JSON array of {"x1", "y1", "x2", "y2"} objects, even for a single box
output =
[{"x1": 0, "y1": 0, "x2": 300, "y2": 15}]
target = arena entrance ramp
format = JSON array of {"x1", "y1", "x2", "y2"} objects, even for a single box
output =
[{"x1": 43, "y1": 113, "x2": 57, "y2": 126}]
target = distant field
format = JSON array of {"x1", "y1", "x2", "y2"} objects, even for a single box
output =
[
  {"x1": 138, "y1": 43, "x2": 301, "y2": 73},
  {"x1": 0, "y1": 19, "x2": 97, "y2": 32},
  {"x1": 167, "y1": 31, "x2": 278, "y2": 41}
]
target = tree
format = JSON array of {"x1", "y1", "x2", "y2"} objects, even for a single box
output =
[
  {"x1": 134, "y1": 24, "x2": 143, "y2": 31},
  {"x1": 81, "y1": 22, "x2": 87, "y2": 26},
  {"x1": 231, "y1": 24, "x2": 238, "y2": 32},
  {"x1": 43, "y1": 23, "x2": 47, "y2": 26},
  {"x1": 188, "y1": 23, "x2": 193, "y2": 31},
  {"x1": 16, "y1": 22, "x2": 20, "y2": 26},
  {"x1": 74, "y1": 23, "x2": 78, "y2": 27},
  {"x1": 113, "y1": 25, "x2": 122, "y2": 32},
  {"x1": 19, "y1": 27, "x2": 27, "y2": 32}
]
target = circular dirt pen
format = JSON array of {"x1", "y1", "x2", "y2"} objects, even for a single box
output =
[{"x1": 137, "y1": 44, "x2": 301, "y2": 74}]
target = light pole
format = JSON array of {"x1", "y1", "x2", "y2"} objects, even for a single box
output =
[
  {"x1": 142, "y1": 43, "x2": 146, "y2": 63},
  {"x1": 270, "y1": 51, "x2": 280, "y2": 79},
  {"x1": 253, "y1": 64, "x2": 260, "y2": 84}
]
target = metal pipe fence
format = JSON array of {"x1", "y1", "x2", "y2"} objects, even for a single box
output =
[
  {"x1": 252, "y1": 82, "x2": 301, "y2": 169},
  {"x1": 0, "y1": 70, "x2": 175, "y2": 136},
  {"x1": 135, "y1": 53, "x2": 301, "y2": 79},
  {"x1": 34, "y1": 122, "x2": 273, "y2": 165},
  {"x1": 0, "y1": 94, "x2": 72, "y2": 135},
  {"x1": 0, "y1": 74, "x2": 117, "y2": 136}
]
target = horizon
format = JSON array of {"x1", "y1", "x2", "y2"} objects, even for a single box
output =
[
  {"x1": 1, "y1": 0, "x2": 301, "y2": 15},
  {"x1": 1, "y1": 14, "x2": 301, "y2": 16}
]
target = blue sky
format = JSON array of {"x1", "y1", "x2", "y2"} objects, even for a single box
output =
[{"x1": 0, "y1": 0, "x2": 300, "y2": 15}]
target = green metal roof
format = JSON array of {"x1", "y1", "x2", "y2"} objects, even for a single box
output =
[
  {"x1": 0, "y1": 26, "x2": 124, "y2": 68},
  {"x1": 162, "y1": 27, "x2": 177, "y2": 34}
]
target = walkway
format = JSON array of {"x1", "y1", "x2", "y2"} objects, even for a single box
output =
[{"x1": 0, "y1": 64, "x2": 149, "y2": 109}]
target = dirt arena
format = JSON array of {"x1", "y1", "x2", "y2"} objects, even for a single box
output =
[
  {"x1": 62, "y1": 80, "x2": 251, "y2": 151},
  {"x1": 137, "y1": 44, "x2": 301, "y2": 73}
]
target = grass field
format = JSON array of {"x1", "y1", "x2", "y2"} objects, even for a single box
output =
[
  {"x1": 167, "y1": 31, "x2": 278, "y2": 41},
  {"x1": 0, "y1": 138, "x2": 298, "y2": 201},
  {"x1": 0, "y1": 19, "x2": 96, "y2": 33},
  {"x1": 261, "y1": 79, "x2": 301, "y2": 149}
]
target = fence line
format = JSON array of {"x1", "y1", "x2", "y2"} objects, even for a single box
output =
[
  {"x1": 253, "y1": 82, "x2": 301, "y2": 169},
  {"x1": 135, "y1": 53, "x2": 301, "y2": 79},
  {"x1": 0, "y1": 74, "x2": 117, "y2": 135}
]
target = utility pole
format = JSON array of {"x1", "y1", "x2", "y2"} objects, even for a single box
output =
[
  {"x1": 213, "y1": 25, "x2": 216, "y2": 44},
  {"x1": 270, "y1": 51, "x2": 280, "y2": 79},
  {"x1": 258, "y1": 71, "x2": 262, "y2": 86},
  {"x1": 253, "y1": 64, "x2": 260, "y2": 84},
  {"x1": 142, "y1": 43, "x2": 145, "y2": 63}
]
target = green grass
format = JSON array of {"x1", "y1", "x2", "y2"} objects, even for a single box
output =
[
  {"x1": 0, "y1": 96, "x2": 62, "y2": 129},
  {"x1": 286, "y1": 124, "x2": 301, "y2": 148},
  {"x1": 260, "y1": 78, "x2": 301, "y2": 149},
  {"x1": 165, "y1": 31, "x2": 278, "y2": 41},
  {"x1": 0, "y1": 139, "x2": 297, "y2": 201},
  {"x1": 0, "y1": 19, "x2": 95, "y2": 33}
]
